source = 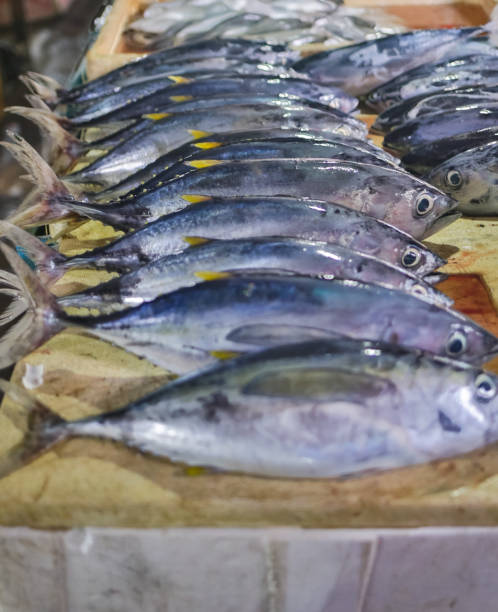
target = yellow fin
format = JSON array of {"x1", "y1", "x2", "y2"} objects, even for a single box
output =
[
  {"x1": 181, "y1": 194, "x2": 211, "y2": 204},
  {"x1": 195, "y1": 270, "x2": 231, "y2": 281},
  {"x1": 210, "y1": 350, "x2": 241, "y2": 360},
  {"x1": 183, "y1": 236, "x2": 211, "y2": 246},
  {"x1": 143, "y1": 112, "x2": 171, "y2": 120},
  {"x1": 170, "y1": 95, "x2": 193, "y2": 102},
  {"x1": 186, "y1": 159, "x2": 224, "y2": 169},
  {"x1": 184, "y1": 466, "x2": 206, "y2": 476},
  {"x1": 168, "y1": 75, "x2": 192, "y2": 84},
  {"x1": 194, "y1": 141, "x2": 222, "y2": 150},
  {"x1": 188, "y1": 129, "x2": 211, "y2": 139}
]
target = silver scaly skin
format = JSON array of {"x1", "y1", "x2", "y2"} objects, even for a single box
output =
[
  {"x1": 2, "y1": 339, "x2": 498, "y2": 480},
  {"x1": 65, "y1": 98, "x2": 367, "y2": 186},
  {"x1": 0, "y1": 197, "x2": 447, "y2": 286},
  {"x1": 56, "y1": 237, "x2": 452, "y2": 314},
  {"x1": 0, "y1": 242, "x2": 493, "y2": 375},
  {"x1": 61, "y1": 159, "x2": 458, "y2": 239}
]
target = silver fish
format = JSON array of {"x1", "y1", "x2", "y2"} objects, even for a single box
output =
[
  {"x1": 1, "y1": 338, "x2": 498, "y2": 479},
  {"x1": 56, "y1": 237, "x2": 451, "y2": 314},
  {"x1": 1, "y1": 198, "x2": 446, "y2": 286},
  {"x1": 0, "y1": 246, "x2": 495, "y2": 374},
  {"x1": 426, "y1": 141, "x2": 498, "y2": 216}
]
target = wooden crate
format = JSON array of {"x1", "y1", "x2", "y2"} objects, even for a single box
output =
[{"x1": 1, "y1": 0, "x2": 498, "y2": 530}]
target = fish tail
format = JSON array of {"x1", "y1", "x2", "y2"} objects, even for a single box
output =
[
  {"x1": 0, "y1": 380, "x2": 67, "y2": 480},
  {"x1": 0, "y1": 243, "x2": 65, "y2": 369},
  {"x1": 19, "y1": 71, "x2": 64, "y2": 108},
  {"x1": 5, "y1": 105, "x2": 83, "y2": 172},
  {"x1": 2, "y1": 133, "x2": 80, "y2": 227},
  {"x1": 54, "y1": 198, "x2": 132, "y2": 230},
  {"x1": 0, "y1": 269, "x2": 30, "y2": 325},
  {"x1": 0, "y1": 221, "x2": 68, "y2": 287}
]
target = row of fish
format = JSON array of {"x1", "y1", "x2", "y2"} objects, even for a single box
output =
[
  {"x1": 367, "y1": 36, "x2": 498, "y2": 215},
  {"x1": 124, "y1": 0, "x2": 406, "y2": 51},
  {"x1": 1, "y1": 15, "x2": 498, "y2": 481}
]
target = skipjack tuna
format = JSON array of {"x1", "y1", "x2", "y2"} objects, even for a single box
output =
[
  {"x1": 426, "y1": 141, "x2": 498, "y2": 216},
  {"x1": 0, "y1": 195, "x2": 446, "y2": 285},
  {"x1": 51, "y1": 237, "x2": 451, "y2": 314},
  {"x1": 1, "y1": 338, "x2": 498, "y2": 479},
  {"x1": 23, "y1": 38, "x2": 302, "y2": 106},
  {"x1": 14, "y1": 97, "x2": 367, "y2": 179},
  {"x1": 4, "y1": 136, "x2": 458, "y2": 239},
  {"x1": 0, "y1": 246, "x2": 495, "y2": 374}
]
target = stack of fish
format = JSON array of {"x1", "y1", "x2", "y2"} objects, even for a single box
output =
[
  {"x1": 124, "y1": 0, "x2": 407, "y2": 51},
  {"x1": 367, "y1": 33, "x2": 498, "y2": 215},
  {"x1": 1, "y1": 16, "x2": 498, "y2": 482}
]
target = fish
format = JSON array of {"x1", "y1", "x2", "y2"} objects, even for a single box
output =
[
  {"x1": 425, "y1": 141, "x2": 498, "y2": 216},
  {"x1": 365, "y1": 54, "x2": 498, "y2": 112},
  {"x1": 43, "y1": 98, "x2": 367, "y2": 182},
  {"x1": 24, "y1": 39, "x2": 300, "y2": 107},
  {"x1": 383, "y1": 106, "x2": 498, "y2": 155},
  {"x1": 0, "y1": 246, "x2": 493, "y2": 375},
  {"x1": 94, "y1": 130, "x2": 399, "y2": 199},
  {"x1": 88, "y1": 138, "x2": 401, "y2": 205},
  {"x1": 61, "y1": 74, "x2": 359, "y2": 126},
  {"x1": 1, "y1": 337, "x2": 497, "y2": 479},
  {"x1": 292, "y1": 27, "x2": 483, "y2": 95},
  {"x1": 372, "y1": 87, "x2": 498, "y2": 134},
  {"x1": 55, "y1": 237, "x2": 451, "y2": 314},
  {"x1": 0, "y1": 196, "x2": 446, "y2": 290},
  {"x1": 401, "y1": 129, "x2": 498, "y2": 176},
  {"x1": 43, "y1": 159, "x2": 457, "y2": 239}
]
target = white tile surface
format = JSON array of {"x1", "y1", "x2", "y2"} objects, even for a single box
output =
[{"x1": 1, "y1": 527, "x2": 498, "y2": 612}]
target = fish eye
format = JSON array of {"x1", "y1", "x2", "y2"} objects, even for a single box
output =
[
  {"x1": 445, "y1": 330, "x2": 467, "y2": 357},
  {"x1": 445, "y1": 169, "x2": 463, "y2": 189},
  {"x1": 415, "y1": 193, "x2": 435, "y2": 216},
  {"x1": 401, "y1": 246, "x2": 421, "y2": 268},
  {"x1": 474, "y1": 372, "x2": 497, "y2": 401}
]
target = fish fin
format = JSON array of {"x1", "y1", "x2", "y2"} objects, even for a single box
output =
[
  {"x1": 169, "y1": 95, "x2": 193, "y2": 103},
  {"x1": 46, "y1": 198, "x2": 135, "y2": 231},
  {"x1": 227, "y1": 324, "x2": 343, "y2": 347},
  {"x1": 0, "y1": 221, "x2": 67, "y2": 287},
  {"x1": 19, "y1": 72, "x2": 63, "y2": 108},
  {"x1": 6, "y1": 106, "x2": 83, "y2": 172},
  {"x1": 186, "y1": 159, "x2": 224, "y2": 169},
  {"x1": 243, "y1": 367, "x2": 396, "y2": 402},
  {"x1": 194, "y1": 270, "x2": 231, "y2": 281},
  {"x1": 188, "y1": 129, "x2": 211, "y2": 140},
  {"x1": 168, "y1": 75, "x2": 192, "y2": 84},
  {"x1": 0, "y1": 380, "x2": 67, "y2": 480},
  {"x1": 2, "y1": 133, "x2": 79, "y2": 227},
  {"x1": 143, "y1": 112, "x2": 171, "y2": 120},
  {"x1": 0, "y1": 270, "x2": 30, "y2": 325},
  {"x1": 181, "y1": 194, "x2": 211, "y2": 204},
  {"x1": 209, "y1": 350, "x2": 242, "y2": 360},
  {"x1": 25, "y1": 93, "x2": 51, "y2": 112},
  {"x1": 0, "y1": 243, "x2": 65, "y2": 369},
  {"x1": 183, "y1": 236, "x2": 211, "y2": 246},
  {"x1": 193, "y1": 141, "x2": 222, "y2": 150}
]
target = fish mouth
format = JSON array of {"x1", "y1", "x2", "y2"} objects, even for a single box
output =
[{"x1": 423, "y1": 210, "x2": 462, "y2": 237}]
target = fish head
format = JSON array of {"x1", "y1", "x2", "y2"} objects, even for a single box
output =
[
  {"x1": 443, "y1": 322, "x2": 498, "y2": 365},
  {"x1": 426, "y1": 144, "x2": 498, "y2": 214},
  {"x1": 407, "y1": 361, "x2": 498, "y2": 458},
  {"x1": 372, "y1": 170, "x2": 459, "y2": 238},
  {"x1": 397, "y1": 240, "x2": 446, "y2": 277}
]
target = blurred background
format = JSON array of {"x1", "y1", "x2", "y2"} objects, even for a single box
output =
[{"x1": 0, "y1": 0, "x2": 108, "y2": 380}]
